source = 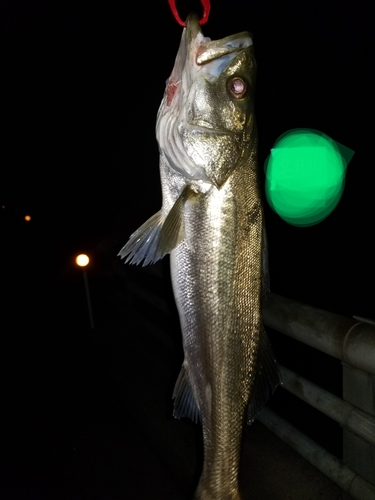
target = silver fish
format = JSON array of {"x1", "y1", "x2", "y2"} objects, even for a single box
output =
[{"x1": 119, "y1": 14, "x2": 281, "y2": 500}]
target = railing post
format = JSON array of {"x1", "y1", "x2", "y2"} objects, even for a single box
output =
[{"x1": 342, "y1": 361, "x2": 375, "y2": 496}]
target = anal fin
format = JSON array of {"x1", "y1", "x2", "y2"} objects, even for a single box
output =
[
  {"x1": 247, "y1": 328, "x2": 282, "y2": 425},
  {"x1": 173, "y1": 363, "x2": 200, "y2": 424}
]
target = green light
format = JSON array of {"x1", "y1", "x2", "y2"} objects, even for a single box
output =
[{"x1": 264, "y1": 129, "x2": 354, "y2": 227}]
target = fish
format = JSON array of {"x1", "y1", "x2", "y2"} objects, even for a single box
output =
[{"x1": 118, "y1": 13, "x2": 281, "y2": 500}]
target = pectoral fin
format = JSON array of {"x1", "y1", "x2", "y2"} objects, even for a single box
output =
[
  {"x1": 156, "y1": 186, "x2": 189, "y2": 257},
  {"x1": 247, "y1": 328, "x2": 282, "y2": 425},
  {"x1": 118, "y1": 211, "x2": 164, "y2": 266},
  {"x1": 173, "y1": 363, "x2": 200, "y2": 424},
  {"x1": 118, "y1": 185, "x2": 199, "y2": 266}
]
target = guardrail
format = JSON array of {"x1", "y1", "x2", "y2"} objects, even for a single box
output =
[
  {"x1": 262, "y1": 294, "x2": 375, "y2": 500},
  {"x1": 115, "y1": 261, "x2": 375, "y2": 499}
]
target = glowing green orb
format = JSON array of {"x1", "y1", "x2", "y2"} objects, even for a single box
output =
[{"x1": 264, "y1": 129, "x2": 354, "y2": 227}]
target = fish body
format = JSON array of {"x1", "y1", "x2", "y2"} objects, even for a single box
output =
[{"x1": 119, "y1": 15, "x2": 280, "y2": 500}]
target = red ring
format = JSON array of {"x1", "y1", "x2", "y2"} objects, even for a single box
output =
[{"x1": 168, "y1": 0, "x2": 211, "y2": 27}]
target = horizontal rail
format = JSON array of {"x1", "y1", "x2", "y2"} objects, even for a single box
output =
[
  {"x1": 127, "y1": 280, "x2": 170, "y2": 314},
  {"x1": 118, "y1": 272, "x2": 375, "y2": 376},
  {"x1": 263, "y1": 293, "x2": 375, "y2": 375},
  {"x1": 353, "y1": 315, "x2": 375, "y2": 327},
  {"x1": 257, "y1": 407, "x2": 375, "y2": 500},
  {"x1": 118, "y1": 281, "x2": 375, "y2": 376},
  {"x1": 280, "y1": 365, "x2": 375, "y2": 446}
]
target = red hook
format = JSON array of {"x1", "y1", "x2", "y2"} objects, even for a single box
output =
[{"x1": 168, "y1": 0, "x2": 211, "y2": 27}]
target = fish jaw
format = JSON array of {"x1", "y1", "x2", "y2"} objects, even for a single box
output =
[{"x1": 156, "y1": 15, "x2": 255, "y2": 187}]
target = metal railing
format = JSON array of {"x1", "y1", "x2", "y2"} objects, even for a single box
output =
[
  {"x1": 262, "y1": 293, "x2": 375, "y2": 500},
  {"x1": 263, "y1": 294, "x2": 375, "y2": 376}
]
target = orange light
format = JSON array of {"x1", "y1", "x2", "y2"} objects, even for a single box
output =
[
  {"x1": 24, "y1": 215, "x2": 31, "y2": 221},
  {"x1": 76, "y1": 254, "x2": 89, "y2": 267}
]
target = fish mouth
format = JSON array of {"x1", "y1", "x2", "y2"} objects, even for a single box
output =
[
  {"x1": 196, "y1": 32, "x2": 253, "y2": 66},
  {"x1": 185, "y1": 14, "x2": 252, "y2": 66},
  {"x1": 185, "y1": 14, "x2": 252, "y2": 63}
]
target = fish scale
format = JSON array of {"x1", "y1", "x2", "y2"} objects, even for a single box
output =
[{"x1": 119, "y1": 14, "x2": 281, "y2": 500}]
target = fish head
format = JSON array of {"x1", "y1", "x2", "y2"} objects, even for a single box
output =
[{"x1": 156, "y1": 14, "x2": 256, "y2": 187}]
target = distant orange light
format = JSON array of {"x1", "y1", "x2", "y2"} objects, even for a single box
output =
[
  {"x1": 76, "y1": 254, "x2": 89, "y2": 267},
  {"x1": 24, "y1": 215, "x2": 31, "y2": 221},
  {"x1": 2, "y1": 205, "x2": 5, "y2": 209}
]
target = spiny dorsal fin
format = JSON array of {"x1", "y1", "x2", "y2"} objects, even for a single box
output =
[
  {"x1": 247, "y1": 328, "x2": 282, "y2": 425},
  {"x1": 118, "y1": 185, "x2": 199, "y2": 266},
  {"x1": 173, "y1": 363, "x2": 200, "y2": 424}
]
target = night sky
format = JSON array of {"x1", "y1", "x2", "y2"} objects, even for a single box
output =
[{"x1": 1, "y1": 0, "x2": 374, "y2": 318}]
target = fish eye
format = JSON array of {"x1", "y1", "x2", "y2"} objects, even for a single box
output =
[{"x1": 227, "y1": 77, "x2": 248, "y2": 99}]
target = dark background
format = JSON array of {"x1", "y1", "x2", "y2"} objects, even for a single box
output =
[
  {"x1": 1, "y1": 0, "x2": 373, "y2": 319},
  {"x1": 0, "y1": 1, "x2": 374, "y2": 498}
]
